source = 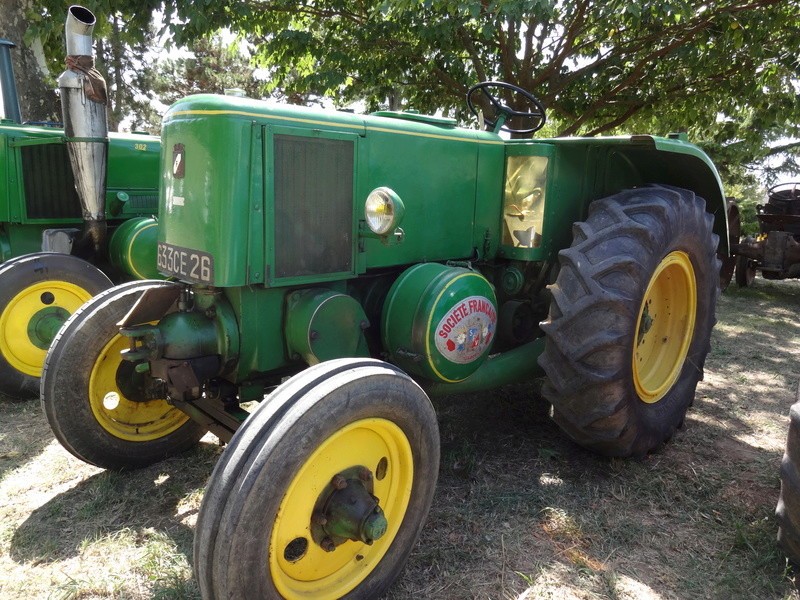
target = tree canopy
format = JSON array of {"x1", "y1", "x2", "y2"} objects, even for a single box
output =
[{"x1": 28, "y1": 0, "x2": 800, "y2": 183}]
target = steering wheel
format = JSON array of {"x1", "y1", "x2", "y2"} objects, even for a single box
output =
[{"x1": 467, "y1": 81, "x2": 546, "y2": 135}]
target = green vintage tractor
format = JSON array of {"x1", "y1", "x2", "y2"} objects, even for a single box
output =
[
  {"x1": 0, "y1": 5, "x2": 161, "y2": 398},
  {"x1": 42, "y1": 81, "x2": 728, "y2": 598}
]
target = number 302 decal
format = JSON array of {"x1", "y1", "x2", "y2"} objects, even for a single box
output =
[{"x1": 157, "y1": 242, "x2": 214, "y2": 284}]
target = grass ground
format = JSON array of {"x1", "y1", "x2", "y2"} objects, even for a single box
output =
[{"x1": 1, "y1": 276, "x2": 799, "y2": 599}]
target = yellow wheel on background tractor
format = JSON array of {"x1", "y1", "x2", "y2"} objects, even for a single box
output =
[
  {"x1": 41, "y1": 280, "x2": 205, "y2": 470},
  {"x1": 195, "y1": 358, "x2": 440, "y2": 600},
  {"x1": 540, "y1": 185, "x2": 719, "y2": 457},
  {"x1": 0, "y1": 253, "x2": 112, "y2": 399}
]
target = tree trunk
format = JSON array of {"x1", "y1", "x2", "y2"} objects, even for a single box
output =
[{"x1": 0, "y1": 0, "x2": 60, "y2": 123}]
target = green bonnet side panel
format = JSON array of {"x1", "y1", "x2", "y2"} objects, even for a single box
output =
[
  {"x1": 158, "y1": 100, "x2": 260, "y2": 287},
  {"x1": 357, "y1": 117, "x2": 504, "y2": 267}
]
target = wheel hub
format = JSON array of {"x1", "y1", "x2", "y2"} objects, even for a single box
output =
[
  {"x1": 633, "y1": 251, "x2": 697, "y2": 404},
  {"x1": 27, "y1": 306, "x2": 70, "y2": 350},
  {"x1": 311, "y1": 466, "x2": 388, "y2": 551}
]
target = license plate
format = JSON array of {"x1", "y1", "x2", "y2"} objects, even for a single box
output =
[{"x1": 157, "y1": 242, "x2": 214, "y2": 284}]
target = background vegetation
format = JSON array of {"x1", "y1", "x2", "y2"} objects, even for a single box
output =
[{"x1": 4, "y1": 0, "x2": 799, "y2": 192}]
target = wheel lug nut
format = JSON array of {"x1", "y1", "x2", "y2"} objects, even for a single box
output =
[
  {"x1": 358, "y1": 467, "x2": 372, "y2": 482},
  {"x1": 312, "y1": 512, "x2": 328, "y2": 526},
  {"x1": 320, "y1": 537, "x2": 336, "y2": 552},
  {"x1": 331, "y1": 474, "x2": 347, "y2": 489}
]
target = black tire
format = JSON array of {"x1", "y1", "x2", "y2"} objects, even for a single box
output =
[
  {"x1": 0, "y1": 252, "x2": 112, "y2": 399},
  {"x1": 735, "y1": 252, "x2": 757, "y2": 287},
  {"x1": 195, "y1": 358, "x2": 440, "y2": 600},
  {"x1": 719, "y1": 201, "x2": 740, "y2": 291},
  {"x1": 41, "y1": 280, "x2": 205, "y2": 470},
  {"x1": 539, "y1": 185, "x2": 720, "y2": 456},
  {"x1": 777, "y1": 395, "x2": 800, "y2": 565}
]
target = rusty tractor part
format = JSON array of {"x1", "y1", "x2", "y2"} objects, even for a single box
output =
[{"x1": 731, "y1": 183, "x2": 800, "y2": 285}]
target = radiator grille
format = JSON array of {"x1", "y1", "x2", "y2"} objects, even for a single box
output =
[
  {"x1": 273, "y1": 135, "x2": 354, "y2": 278},
  {"x1": 20, "y1": 144, "x2": 82, "y2": 219},
  {"x1": 124, "y1": 193, "x2": 158, "y2": 213}
]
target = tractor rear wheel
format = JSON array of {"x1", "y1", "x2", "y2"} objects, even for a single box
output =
[
  {"x1": 0, "y1": 253, "x2": 112, "y2": 399},
  {"x1": 41, "y1": 280, "x2": 205, "y2": 470},
  {"x1": 539, "y1": 185, "x2": 719, "y2": 456},
  {"x1": 777, "y1": 394, "x2": 800, "y2": 565},
  {"x1": 195, "y1": 358, "x2": 439, "y2": 600}
]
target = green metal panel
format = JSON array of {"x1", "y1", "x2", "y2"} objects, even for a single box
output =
[
  {"x1": 224, "y1": 285, "x2": 292, "y2": 380},
  {"x1": 357, "y1": 121, "x2": 497, "y2": 268},
  {"x1": 472, "y1": 142, "x2": 506, "y2": 259},
  {"x1": 157, "y1": 111, "x2": 257, "y2": 287},
  {"x1": 4, "y1": 223, "x2": 45, "y2": 257},
  {"x1": 106, "y1": 132, "x2": 159, "y2": 192},
  {"x1": 285, "y1": 288, "x2": 370, "y2": 364}
]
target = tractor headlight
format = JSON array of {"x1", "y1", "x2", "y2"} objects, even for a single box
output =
[{"x1": 365, "y1": 187, "x2": 404, "y2": 235}]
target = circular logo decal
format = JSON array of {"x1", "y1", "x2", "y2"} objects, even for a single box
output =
[{"x1": 434, "y1": 295, "x2": 497, "y2": 364}]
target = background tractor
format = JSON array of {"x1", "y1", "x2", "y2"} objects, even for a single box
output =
[
  {"x1": 732, "y1": 182, "x2": 800, "y2": 286},
  {"x1": 42, "y1": 80, "x2": 729, "y2": 599},
  {"x1": 0, "y1": 5, "x2": 161, "y2": 399}
]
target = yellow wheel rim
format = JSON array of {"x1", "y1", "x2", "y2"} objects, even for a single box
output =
[
  {"x1": 0, "y1": 281, "x2": 92, "y2": 377},
  {"x1": 270, "y1": 418, "x2": 414, "y2": 599},
  {"x1": 88, "y1": 332, "x2": 190, "y2": 441},
  {"x1": 633, "y1": 251, "x2": 697, "y2": 403}
]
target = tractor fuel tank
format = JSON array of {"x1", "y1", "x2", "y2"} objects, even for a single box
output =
[
  {"x1": 108, "y1": 216, "x2": 163, "y2": 280},
  {"x1": 381, "y1": 262, "x2": 497, "y2": 383}
]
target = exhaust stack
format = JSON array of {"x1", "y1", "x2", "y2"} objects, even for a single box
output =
[
  {"x1": 0, "y1": 39, "x2": 22, "y2": 124},
  {"x1": 58, "y1": 5, "x2": 108, "y2": 253}
]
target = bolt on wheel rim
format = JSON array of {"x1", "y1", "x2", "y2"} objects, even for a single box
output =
[
  {"x1": 0, "y1": 281, "x2": 91, "y2": 376},
  {"x1": 88, "y1": 332, "x2": 190, "y2": 441},
  {"x1": 633, "y1": 251, "x2": 697, "y2": 404},
  {"x1": 270, "y1": 418, "x2": 413, "y2": 599}
]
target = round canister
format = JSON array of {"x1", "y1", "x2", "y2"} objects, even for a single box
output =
[
  {"x1": 381, "y1": 262, "x2": 497, "y2": 382},
  {"x1": 108, "y1": 216, "x2": 163, "y2": 280}
]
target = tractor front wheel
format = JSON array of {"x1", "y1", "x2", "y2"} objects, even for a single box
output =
[
  {"x1": 195, "y1": 358, "x2": 440, "y2": 600},
  {"x1": 539, "y1": 185, "x2": 719, "y2": 456},
  {"x1": 41, "y1": 280, "x2": 205, "y2": 470},
  {"x1": 0, "y1": 253, "x2": 112, "y2": 399}
]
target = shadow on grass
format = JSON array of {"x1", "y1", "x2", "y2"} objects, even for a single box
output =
[
  {"x1": 9, "y1": 441, "x2": 220, "y2": 566},
  {"x1": 391, "y1": 376, "x2": 794, "y2": 600},
  {"x1": 0, "y1": 398, "x2": 56, "y2": 481}
]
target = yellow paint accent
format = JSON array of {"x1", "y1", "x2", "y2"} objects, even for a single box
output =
[
  {"x1": 88, "y1": 331, "x2": 190, "y2": 441},
  {"x1": 167, "y1": 109, "x2": 366, "y2": 130},
  {"x1": 0, "y1": 281, "x2": 91, "y2": 377},
  {"x1": 633, "y1": 251, "x2": 697, "y2": 403},
  {"x1": 424, "y1": 272, "x2": 479, "y2": 383},
  {"x1": 270, "y1": 418, "x2": 413, "y2": 599},
  {"x1": 127, "y1": 222, "x2": 158, "y2": 280},
  {"x1": 365, "y1": 126, "x2": 505, "y2": 145},
  {"x1": 165, "y1": 109, "x2": 505, "y2": 145}
]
